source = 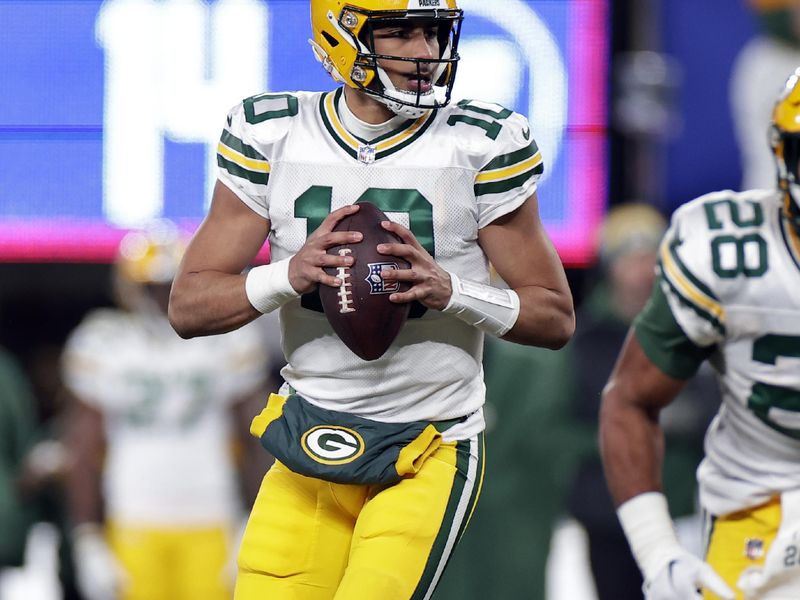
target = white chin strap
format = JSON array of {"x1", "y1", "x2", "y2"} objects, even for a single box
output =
[{"x1": 375, "y1": 87, "x2": 438, "y2": 119}]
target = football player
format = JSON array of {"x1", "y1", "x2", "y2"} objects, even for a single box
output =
[
  {"x1": 168, "y1": 1, "x2": 575, "y2": 598},
  {"x1": 600, "y1": 69, "x2": 800, "y2": 600},
  {"x1": 62, "y1": 221, "x2": 273, "y2": 600}
]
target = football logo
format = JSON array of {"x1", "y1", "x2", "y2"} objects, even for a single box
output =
[
  {"x1": 301, "y1": 426, "x2": 365, "y2": 465},
  {"x1": 366, "y1": 262, "x2": 400, "y2": 294}
]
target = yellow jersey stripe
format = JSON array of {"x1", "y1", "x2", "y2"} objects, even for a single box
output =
[
  {"x1": 217, "y1": 142, "x2": 270, "y2": 173},
  {"x1": 660, "y1": 242, "x2": 726, "y2": 322},
  {"x1": 475, "y1": 152, "x2": 543, "y2": 183},
  {"x1": 375, "y1": 114, "x2": 429, "y2": 151}
]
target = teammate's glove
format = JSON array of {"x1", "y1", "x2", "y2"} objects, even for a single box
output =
[
  {"x1": 617, "y1": 492, "x2": 735, "y2": 600},
  {"x1": 645, "y1": 550, "x2": 735, "y2": 600},
  {"x1": 72, "y1": 524, "x2": 128, "y2": 600}
]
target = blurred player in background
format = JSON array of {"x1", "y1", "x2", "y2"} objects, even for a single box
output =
[
  {"x1": 62, "y1": 221, "x2": 273, "y2": 600},
  {"x1": 168, "y1": 0, "x2": 574, "y2": 598},
  {"x1": 601, "y1": 70, "x2": 800, "y2": 599}
]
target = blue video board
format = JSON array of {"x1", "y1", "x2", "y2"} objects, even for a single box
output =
[{"x1": 0, "y1": 0, "x2": 607, "y2": 265}]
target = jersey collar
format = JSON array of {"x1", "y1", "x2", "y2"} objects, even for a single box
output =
[{"x1": 318, "y1": 88, "x2": 437, "y2": 163}]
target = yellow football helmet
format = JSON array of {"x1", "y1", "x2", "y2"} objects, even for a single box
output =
[
  {"x1": 113, "y1": 220, "x2": 187, "y2": 316},
  {"x1": 771, "y1": 67, "x2": 800, "y2": 229},
  {"x1": 309, "y1": 0, "x2": 463, "y2": 118}
]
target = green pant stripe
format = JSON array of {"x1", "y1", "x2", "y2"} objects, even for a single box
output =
[
  {"x1": 411, "y1": 436, "x2": 480, "y2": 600},
  {"x1": 456, "y1": 432, "x2": 484, "y2": 543}
]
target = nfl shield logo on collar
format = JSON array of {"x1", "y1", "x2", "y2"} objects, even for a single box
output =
[
  {"x1": 366, "y1": 262, "x2": 400, "y2": 294},
  {"x1": 358, "y1": 144, "x2": 376, "y2": 165}
]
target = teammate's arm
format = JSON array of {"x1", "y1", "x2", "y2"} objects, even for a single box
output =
[
  {"x1": 62, "y1": 393, "x2": 129, "y2": 600},
  {"x1": 169, "y1": 181, "x2": 361, "y2": 338},
  {"x1": 600, "y1": 330, "x2": 734, "y2": 600},
  {"x1": 600, "y1": 329, "x2": 684, "y2": 503},
  {"x1": 63, "y1": 394, "x2": 106, "y2": 528},
  {"x1": 379, "y1": 192, "x2": 574, "y2": 348}
]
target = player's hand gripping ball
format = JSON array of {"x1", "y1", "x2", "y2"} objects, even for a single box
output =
[{"x1": 319, "y1": 202, "x2": 411, "y2": 361}]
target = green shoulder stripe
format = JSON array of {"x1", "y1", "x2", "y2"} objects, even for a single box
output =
[
  {"x1": 657, "y1": 231, "x2": 726, "y2": 333},
  {"x1": 219, "y1": 130, "x2": 267, "y2": 161},
  {"x1": 481, "y1": 141, "x2": 539, "y2": 172},
  {"x1": 658, "y1": 259, "x2": 726, "y2": 336},
  {"x1": 666, "y1": 234, "x2": 719, "y2": 301},
  {"x1": 217, "y1": 154, "x2": 269, "y2": 186},
  {"x1": 474, "y1": 163, "x2": 543, "y2": 197}
]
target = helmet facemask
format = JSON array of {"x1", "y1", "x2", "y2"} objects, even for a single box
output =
[
  {"x1": 770, "y1": 68, "x2": 800, "y2": 233},
  {"x1": 311, "y1": 5, "x2": 463, "y2": 119},
  {"x1": 772, "y1": 126, "x2": 800, "y2": 232}
]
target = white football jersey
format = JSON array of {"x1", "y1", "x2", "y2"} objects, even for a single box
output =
[
  {"x1": 638, "y1": 188, "x2": 800, "y2": 516},
  {"x1": 217, "y1": 88, "x2": 543, "y2": 435},
  {"x1": 62, "y1": 309, "x2": 268, "y2": 525}
]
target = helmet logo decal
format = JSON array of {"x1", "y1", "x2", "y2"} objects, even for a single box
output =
[
  {"x1": 341, "y1": 10, "x2": 358, "y2": 29},
  {"x1": 351, "y1": 66, "x2": 367, "y2": 83},
  {"x1": 366, "y1": 262, "x2": 400, "y2": 294},
  {"x1": 301, "y1": 426, "x2": 365, "y2": 464}
]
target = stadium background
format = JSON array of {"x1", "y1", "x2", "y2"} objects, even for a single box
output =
[
  {"x1": 0, "y1": 0, "x2": 761, "y2": 597},
  {"x1": 0, "y1": 0, "x2": 755, "y2": 375}
]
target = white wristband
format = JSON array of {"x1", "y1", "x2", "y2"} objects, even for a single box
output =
[
  {"x1": 245, "y1": 258, "x2": 300, "y2": 314},
  {"x1": 617, "y1": 492, "x2": 684, "y2": 581},
  {"x1": 442, "y1": 272, "x2": 520, "y2": 337}
]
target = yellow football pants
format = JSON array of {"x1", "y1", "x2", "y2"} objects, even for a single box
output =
[
  {"x1": 107, "y1": 522, "x2": 232, "y2": 600},
  {"x1": 703, "y1": 497, "x2": 781, "y2": 600},
  {"x1": 235, "y1": 434, "x2": 484, "y2": 600}
]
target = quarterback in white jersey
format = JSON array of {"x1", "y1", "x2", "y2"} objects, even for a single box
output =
[
  {"x1": 218, "y1": 88, "x2": 540, "y2": 431},
  {"x1": 63, "y1": 223, "x2": 272, "y2": 600},
  {"x1": 169, "y1": 1, "x2": 574, "y2": 598},
  {"x1": 601, "y1": 69, "x2": 800, "y2": 600}
]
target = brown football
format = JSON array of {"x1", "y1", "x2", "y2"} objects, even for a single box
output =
[{"x1": 319, "y1": 202, "x2": 411, "y2": 361}]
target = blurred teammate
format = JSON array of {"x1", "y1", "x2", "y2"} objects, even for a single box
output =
[
  {"x1": 62, "y1": 221, "x2": 272, "y2": 600},
  {"x1": 601, "y1": 70, "x2": 800, "y2": 599},
  {"x1": 168, "y1": 0, "x2": 575, "y2": 598}
]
